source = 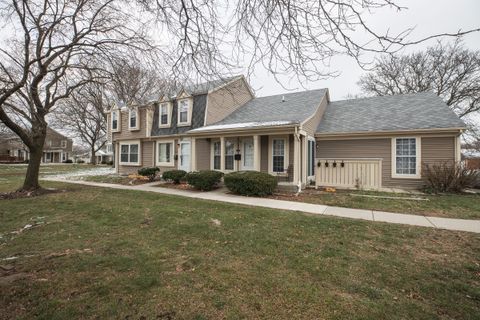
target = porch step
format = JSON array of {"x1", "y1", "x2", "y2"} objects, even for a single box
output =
[{"x1": 276, "y1": 183, "x2": 298, "y2": 193}]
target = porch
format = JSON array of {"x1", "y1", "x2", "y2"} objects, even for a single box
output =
[
  {"x1": 42, "y1": 150, "x2": 69, "y2": 163},
  {"x1": 186, "y1": 132, "x2": 315, "y2": 189}
]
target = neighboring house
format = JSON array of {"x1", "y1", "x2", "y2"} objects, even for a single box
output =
[
  {"x1": 0, "y1": 128, "x2": 73, "y2": 163},
  {"x1": 463, "y1": 149, "x2": 480, "y2": 170},
  {"x1": 76, "y1": 145, "x2": 113, "y2": 164},
  {"x1": 107, "y1": 75, "x2": 465, "y2": 191}
]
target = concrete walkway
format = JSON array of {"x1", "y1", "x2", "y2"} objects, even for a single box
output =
[{"x1": 43, "y1": 178, "x2": 480, "y2": 234}]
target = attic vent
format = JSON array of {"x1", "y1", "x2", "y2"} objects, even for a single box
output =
[{"x1": 281, "y1": 95, "x2": 285, "y2": 102}]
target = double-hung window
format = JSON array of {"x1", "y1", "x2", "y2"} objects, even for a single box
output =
[
  {"x1": 129, "y1": 109, "x2": 138, "y2": 130},
  {"x1": 213, "y1": 141, "x2": 221, "y2": 170},
  {"x1": 272, "y1": 138, "x2": 286, "y2": 173},
  {"x1": 111, "y1": 110, "x2": 119, "y2": 131},
  {"x1": 393, "y1": 137, "x2": 421, "y2": 178},
  {"x1": 61, "y1": 140, "x2": 67, "y2": 148},
  {"x1": 178, "y1": 99, "x2": 190, "y2": 125},
  {"x1": 120, "y1": 142, "x2": 140, "y2": 165},
  {"x1": 157, "y1": 141, "x2": 174, "y2": 166},
  {"x1": 159, "y1": 103, "x2": 170, "y2": 126},
  {"x1": 225, "y1": 140, "x2": 234, "y2": 170}
]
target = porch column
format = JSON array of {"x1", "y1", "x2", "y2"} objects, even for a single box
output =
[
  {"x1": 191, "y1": 137, "x2": 197, "y2": 171},
  {"x1": 253, "y1": 135, "x2": 260, "y2": 171},
  {"x1": 301, "y1": 135, "x2": 307, "y2": 184},
  {"x1": 293, "y1": 134, "x2": 300, "y2": 184},
  {"x1": 220, "y1": 136, "x2": 225, "y2": 171}
]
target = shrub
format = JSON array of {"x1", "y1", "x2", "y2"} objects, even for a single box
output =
[
  {"x1": 106, "y1": 160, "x2": 114, "y2": 166},
  {"x1": 138, "y1": 167, "x2": 160, "y2": 182},
  {"x1": 63, "y1": 159, "x2": 73, "y2": 164},
  {"x1": 224, "y1": 171, "x2": 277, "y2": 196},
  {"x1": 101, "y1": 160, "x2": 107, "y2": 164},
  {"x1": 162, "y1": 170, "x2": 187, "y2": 184},
  {"x1": 76, "y1": 159, "x2": 85, "y2": 164},
  {"x1": 185, "y1": 170, "x2": 224, "y2": 191},
  {"x1": 423, "y1": 161, "x2": 479, "y2": 193}
]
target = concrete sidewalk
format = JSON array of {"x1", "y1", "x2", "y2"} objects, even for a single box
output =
[{"x1": 43, "y1": 178, "x2": 480, "y2": 234}]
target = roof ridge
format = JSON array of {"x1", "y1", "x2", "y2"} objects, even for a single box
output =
[
  {"x1": 255, "y1": 88, "x2": 327, "y2": 100},
  {"x1": 331, "y1": 91, "x2": 436, "y2": 104}
]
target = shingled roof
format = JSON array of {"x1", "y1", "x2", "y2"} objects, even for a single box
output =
[
  {"x1": 190, "y1": 89, "x2": 328, "y2": 132},
  {"x1": 316, "y1": 92, "x2": 466, "y2": 135}
]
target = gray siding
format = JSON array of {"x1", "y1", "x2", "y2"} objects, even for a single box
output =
[
  {"x1": 196, "y1": 138, "x2": 210, "y2": 170},
  {"x1": 316, "y1": 136, "x2": 456, "y2": 189},
  {"x1": 151, "y1": 94, "x2": 207, "y2": 136}
]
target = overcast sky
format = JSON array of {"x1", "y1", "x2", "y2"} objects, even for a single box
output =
[{"x1": 249, "y1": 0, "x2": 480, "y2": 101}]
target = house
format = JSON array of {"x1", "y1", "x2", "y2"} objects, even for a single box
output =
[
  {"x1": 76, "y1": 145, "x2": 113, "y2": 164},
  {"x1": 107, "y1": 75, "x2": 465, "y2": 191},
  {"x1": 1, "y1": 127, "x2": 73, "y2": 163},
  {"x1": 463, "y1": 149, "x2": 480, "y2": 170}
]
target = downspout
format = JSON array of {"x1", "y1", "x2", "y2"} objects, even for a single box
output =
[{"x1": 294, "y1": 126, "x2": 302, "y2": 195}]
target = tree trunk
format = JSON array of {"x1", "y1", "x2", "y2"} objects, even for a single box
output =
[
  {"x1": 22, "y1": 147, "x2": 43, "y2": 191},
  {"x1": 21, "y1": 123, "x2": 47, "y2": 191},
  {"x1": 90, "y1": 145, "x2": 96, "y2": 165}
]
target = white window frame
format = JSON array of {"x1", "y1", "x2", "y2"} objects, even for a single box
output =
[
  {"x1": 128, "y1": 108, "x2": 139, "y2": 130},
  {"x1": 224, "y1": 138, "x2": 235, "y2": 172},
  {"x1": 210, "y1": 140, "x2": 222, "y2": 171},
  {"x1": 177, "y1": 98, "x2": 193, "y2": 126},
  {"x1": 119, "y1": 140, "x2": 141, "y2": 166},
  {"x1": 391, "y1": 137, "x2": 421, "y2": 179},
  {"x1": 106, "y1": 144, "x2": 113, "y2": 153},
  {"x1": 268, "y1": 135, "x2": 289, "y2": 175},
  {"x1": 158, "y1": 102, "x2": 172, "y2": 128},
  {"x1": 156, "y1": 140, "x2": 175, "y2": 167},
  {"x1": 240, "y1": 137, "x2": 254, "y2": 170},
  {"x1": 61, "y1": 140, "x2": 67, "y2": 148},
  {"x1": 111, "y1": 110, "x2": 120, "y2": 132}
]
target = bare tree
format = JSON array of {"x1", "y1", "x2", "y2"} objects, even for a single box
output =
[
  {"x1": 142, "y1": 0, "x2": 479, "y2": 85},
  {"x1": 0, "y1": 0, "x2": 153, "y2": 191},
  {"x1": 108, "y1": 58, "x2": 172, "y2": 105},
  {"x1": 358, "y1": 40, "x2": 480, "y2": 118},
  {"x1": 56, "y1": 84, "x2": 108, "y2": 165},
  {"x1": 1, "y1": 0, "x2": 479, "y2": 192}
]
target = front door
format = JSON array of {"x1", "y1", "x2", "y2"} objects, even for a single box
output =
[
  {"x1": 179, "y1": 140, "x2": 191, "y2": 172},
  {"x1": 241, "y1": 138, "x2": 254, "y2": 170}
]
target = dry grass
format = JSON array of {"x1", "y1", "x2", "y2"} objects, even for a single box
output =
[
  {"x1": 0, "y1": 166, "x2": 479, "y2": 319},
  {"x1": 270, "y1": 188, "x2": 480, "y2": 219}
]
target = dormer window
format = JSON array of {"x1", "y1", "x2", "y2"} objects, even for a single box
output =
[
  {"x1": 111, "y1": 110, "x2": 120, "y2": 132},
  {"x1": 129, "y1": 109, "x2": 139, "y2": 130},
  {"x1": 159, "y1": 102, "x2": 171, "y2": 127},
  {"x1": 177, "y1": 99, "x2": 192, "y2": 126}
]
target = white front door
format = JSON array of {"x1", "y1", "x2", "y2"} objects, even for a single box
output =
[
  {"x1": 179, "y1": 141, "x2": 191, "y2": 172},
  {"x1": 241, "y1": 138, "x2": 254, "y2": 170}
]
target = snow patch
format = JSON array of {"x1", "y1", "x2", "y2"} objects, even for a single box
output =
[{"x1": 44, "y1": 167, "x2": 115, "y2": 180}]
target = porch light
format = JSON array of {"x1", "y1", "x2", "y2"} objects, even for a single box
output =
[
  {"x1": 333, "y1": 161, "x2": 337, "y2": 168},
  {"x1": 317, "y1": 161, "x2": 321, "y2": 168},
  {"x1": 341, "y1": 161, "x2": 345, "y2": 168},
  {"x1": 325, "y1": 161, "x2": 329, "y2": 167}
]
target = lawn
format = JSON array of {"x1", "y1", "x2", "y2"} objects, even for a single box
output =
[
  {"x1": 272, "y1": 188, "x2": 480, "y2": 220},
  {"x1": 1, "y1": 165, "x2": 480, "y2": 319}
]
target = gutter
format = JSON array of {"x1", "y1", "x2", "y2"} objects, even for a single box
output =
[
  {"x1": 186, "y1": 123, "x2": 298, "y2": 136},
  {"x1": 315, "y1": 127, "x2": 467, "y2": 139}
]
